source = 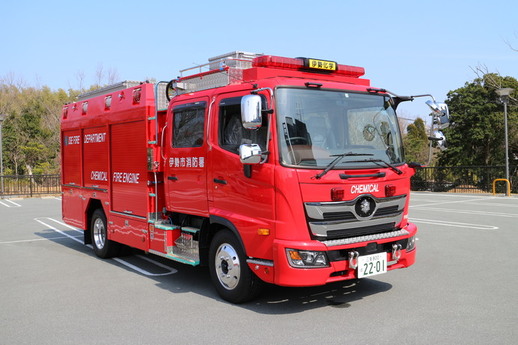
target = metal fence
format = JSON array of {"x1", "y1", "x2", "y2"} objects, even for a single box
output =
[
  {"x1": 0, "y1": 167, "x2": 516, "y2": 198},
  {"x1": 0, "y1": 175, "x2": 61, "y2": 197},
  {"x1": 411, "y1": 165, "x2": 517, "y2": 194}
]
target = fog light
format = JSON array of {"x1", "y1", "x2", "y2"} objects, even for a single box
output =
[
  {"x1": 406, "y1": 235, "x2": 417, "y2": 251},
  {"x1": 286, "y1": 249, "x2": 329, "y2": 268}
]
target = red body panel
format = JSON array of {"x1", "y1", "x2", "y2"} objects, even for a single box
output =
[
  {"x1": 110, "y1": 120, "x2": 148, "y2": 217},
  {"x1": 61, "y1": 83, "x2": 157, "y2": 246}
]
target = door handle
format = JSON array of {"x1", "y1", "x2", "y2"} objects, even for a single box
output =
[
  {"x1": 168, "y1": 176, "x2": 178, "y2": 181},
  {"x1": 213, "y1": 178, "x2": 227, "y2": 185}
]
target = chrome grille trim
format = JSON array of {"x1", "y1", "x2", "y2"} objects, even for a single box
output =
[{"x1": 321, "y1": 229, "x2": 410, "y2": 247}]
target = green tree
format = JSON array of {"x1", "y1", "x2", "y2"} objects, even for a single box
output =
[
  {"x1": 0, "y1": 81, "x2": 77, "y2": 175},
  {"x1": 404, "y1": 117, "x2": 429, "y2": 164},
  {"x1": 438, "y1": 74, "x2": 518, "y2": 166}
]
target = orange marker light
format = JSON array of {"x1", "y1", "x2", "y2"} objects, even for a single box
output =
[{"x1": 257, "y1": 228, "x2": 270, "y2": 236}]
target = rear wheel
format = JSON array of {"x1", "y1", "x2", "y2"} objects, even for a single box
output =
[
  {"x1": 209, "y1": 230, "x2": 263, "y2": 303},
  {"x1": 91, "y1": 209, "x2": 120, "y2": 258}
]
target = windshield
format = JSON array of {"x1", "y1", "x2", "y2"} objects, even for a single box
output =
[{"x1": 276, "y1": 88, "x2": 404, "y2": 169}]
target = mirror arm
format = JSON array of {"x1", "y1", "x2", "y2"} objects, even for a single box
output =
[
  {"x1": 251, "y1": 87, "x2": 274, "y2": 111},
  {"x1": 244, "y1": 165, "x2": 252, "y2": 178},
  {"x1": 259, "y1": 112, "x2": 273, "y2": 164},
  {"x1": 251, "y1": 87, "x2": 273, "y2": 97},
  {"x1": 393, "y1": 96, "x2": 413, "y2": 108}
]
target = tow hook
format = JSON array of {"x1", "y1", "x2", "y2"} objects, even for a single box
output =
[
  {"x1": 392, "y1": 244, "x2": 402, "y2": 262},
  {"x1": 348, "y1": 251, "x2": 359, "y2": 269}
]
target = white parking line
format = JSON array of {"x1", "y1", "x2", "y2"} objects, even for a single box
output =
[
  {"x1": 113, "y1": 257, "x2": 178, "y2": 277},
  {"x1": 463, "y1": 202, "x2": 518, "y2": 209},
  {"x1": 0, "y1": 199, "x2": 22, "y2": 207},
  {"x1": 34, "y1": 218, "x2": 84, "y2": 244},
  {"x1": 413, "y1": 206, "x2": 518, "y2": 218},
  {"x1": 0, "y1": 236, "x2": 82, "y2": 244},
  {"x1": 411, "y1": 218, "x2": 498, "y2": 230},
  {"x1": 34, "y1": 217, "x2": 177, "y2": 277},
  {"x1": 410, "y1": 196, "x2": 495, "y2": 208}
]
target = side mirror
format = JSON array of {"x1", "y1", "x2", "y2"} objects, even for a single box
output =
[
  {"x1": 426, "y1": 100, "x2": 450, "y2": 129},
  {"x1": 429, "y1": 130, "x2": 447, "y2": 151},
  {"x1": 241, "y1": 95, "x2": 262, "y2": 129},
  {"x1": 239, "y1": 144, "x2": 262, "y2": 164}
]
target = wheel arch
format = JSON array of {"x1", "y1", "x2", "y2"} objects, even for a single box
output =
[
  {"x1": 84, "y1": 199, "x2": 104, "y2": 245},
  {"x1": 199, "y1": 215, "x2": 246, "y2": 266}
]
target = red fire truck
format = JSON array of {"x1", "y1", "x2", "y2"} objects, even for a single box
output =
[{"x1": 61, "y1": 51, "x2": 448, "y2": 303}]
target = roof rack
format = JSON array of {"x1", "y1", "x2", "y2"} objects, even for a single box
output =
[
  {"x1": 77, "y1": 81, "x2": 143, "y2": 101},
  {"x1": 173, "y1": 51, "x2": 262, "y2": 95}
]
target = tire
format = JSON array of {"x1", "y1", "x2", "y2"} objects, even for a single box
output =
[
  {"x1": 91, "y1": 209, "x2": 120, "y2": 258},
  {"x1": 209, "y1": 230, "x2": 263, "y2": 303}
]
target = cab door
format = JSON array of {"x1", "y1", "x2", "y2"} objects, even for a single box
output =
[
  {"x1": 164, "y1": 98, "x2": 209, "y2": 216},
  {"x1": 208, "y1": 94, "x2": 275, "y2": 258}
]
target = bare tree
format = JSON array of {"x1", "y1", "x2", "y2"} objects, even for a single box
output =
[
  {"x1": 75, "y1": 70, "x2": 86, "y2": 92},
  {"x1": 107, "y1": 67, "x2": 120, "y2": 84},
  {"x1": 470, "y1": 64, "x2": 516, "y2": 105},
  {"x1": 504, "y1": 32, "x2": 518, "y2": 52},
  {"x1": 95, "y1": 63, "x2": 104, "y2": 87}
]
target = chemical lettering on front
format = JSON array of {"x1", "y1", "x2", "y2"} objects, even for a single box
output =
[
  {"x1": 84, "y1": 132, "x2": 106, "y2": 144},
  {"x1": 112, "y1": 172, "x2": 140, "y2": 184},
  {"x1": 351, "y1": 184, "x2": 379, "y2": 194},
  {"x1": 168, "y1": 156, "x2": 205, "y2": 168},
  {"x1": 91, "y1": 171, "x2": 108, "y2": 181}
]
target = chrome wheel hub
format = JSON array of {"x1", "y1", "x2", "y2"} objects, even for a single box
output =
[
  {"x1": 93, "y1": 218, "x2": 106, "y2": 249},
  {"x1": 215, "y1": 243, "x2": 241, "y2": 290}
]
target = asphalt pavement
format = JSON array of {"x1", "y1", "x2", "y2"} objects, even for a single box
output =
[{"x1": 1, "y1": 193, "x2": 517, "y2": 345}]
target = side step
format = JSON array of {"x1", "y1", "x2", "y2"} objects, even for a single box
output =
[{"x1": 151, "y1": 221, "x2": 200, "y2": 266}]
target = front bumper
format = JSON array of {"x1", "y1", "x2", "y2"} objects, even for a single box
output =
[{"x1": 248, "y1": 222, "x2": 417, "y2": 287}]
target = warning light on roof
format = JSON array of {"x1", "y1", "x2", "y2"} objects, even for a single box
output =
[{"x1": 253, "y1": 55, "x2": 365, "y2": 77}]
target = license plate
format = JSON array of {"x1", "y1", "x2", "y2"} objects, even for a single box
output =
[{"x1": 357, "y1": 252, "x2": 387, "y2": 278}]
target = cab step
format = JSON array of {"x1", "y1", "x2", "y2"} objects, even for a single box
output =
[
  {"x1": 171, "y1": 227, "x2": 200, "y2": 264},
  {"x1": 151, "y1": 220, "x2": 200, "y2": 265}
]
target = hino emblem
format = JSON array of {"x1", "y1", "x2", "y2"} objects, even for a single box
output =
[
  {"x1": 360, "y1": 199, "x2": 371, "y2": 214},
  {"x1": 355, "y1": 196, "x2": 376, "y2": 218}
]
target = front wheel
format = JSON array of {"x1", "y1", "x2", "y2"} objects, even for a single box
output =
[
  {"x1": 91, "y1": 209, "x2": 120, "y2": 258},
  {"x1": 209, "y1": 230, "x2": 263, "y2": 303}
]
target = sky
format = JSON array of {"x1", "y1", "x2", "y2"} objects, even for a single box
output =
[{"x1": 1, "y1": 0, "x2": 517, "y2": 121}]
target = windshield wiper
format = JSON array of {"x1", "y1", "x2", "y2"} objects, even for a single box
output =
[
  {"x1": 314, "y1": 152, "x2": 373, "y2": 179},
  {"x1": 346, "y1": 158, "x2": 403, "y2": 175}
]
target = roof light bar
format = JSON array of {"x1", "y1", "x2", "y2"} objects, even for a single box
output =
[{"x1": 253, "y1": 55, "x2": 365, "y2": 78}]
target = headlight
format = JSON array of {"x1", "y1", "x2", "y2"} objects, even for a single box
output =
[
  {"x1": 406, "y1": 235, "x2": 417, "y2": 252},
  {"x1": 286, "y1": 249, "x2": 329, "y2": 268}
]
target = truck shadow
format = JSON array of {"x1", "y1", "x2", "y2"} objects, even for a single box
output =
[
  {"x1": 37, "y1": 229, "x2": 392, "y2": 314},
  {"x1": 112, "y1": 250, "x2": 392, "y2": 314},
  {"x1": 248, "y1": 279, "x2": 392, "y2": 314},
  {"x1": 152, "y1": 259, "x2": 393, "y2": 314}
]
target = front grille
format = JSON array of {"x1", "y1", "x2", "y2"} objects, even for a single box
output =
[
  {"x1": 320, "y1": 211, "x2": 356, "y2": 221},
  {"x1": 304, "y1": 194, "x2": 406, "y2": 240},
  {"x1": 374, "y1": 205, "x2": 401, "y2": 217},
  {"x1": 325, "y1": 222, "x2": 396, "y2": 240}
]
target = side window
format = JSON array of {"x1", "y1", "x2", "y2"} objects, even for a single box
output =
[
  {"x1": 219, "y1": 96, "x2": 268, "y2": 154},
  {"x1": 172, "y1": 102, "x2": 206, "y2": 148}
]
